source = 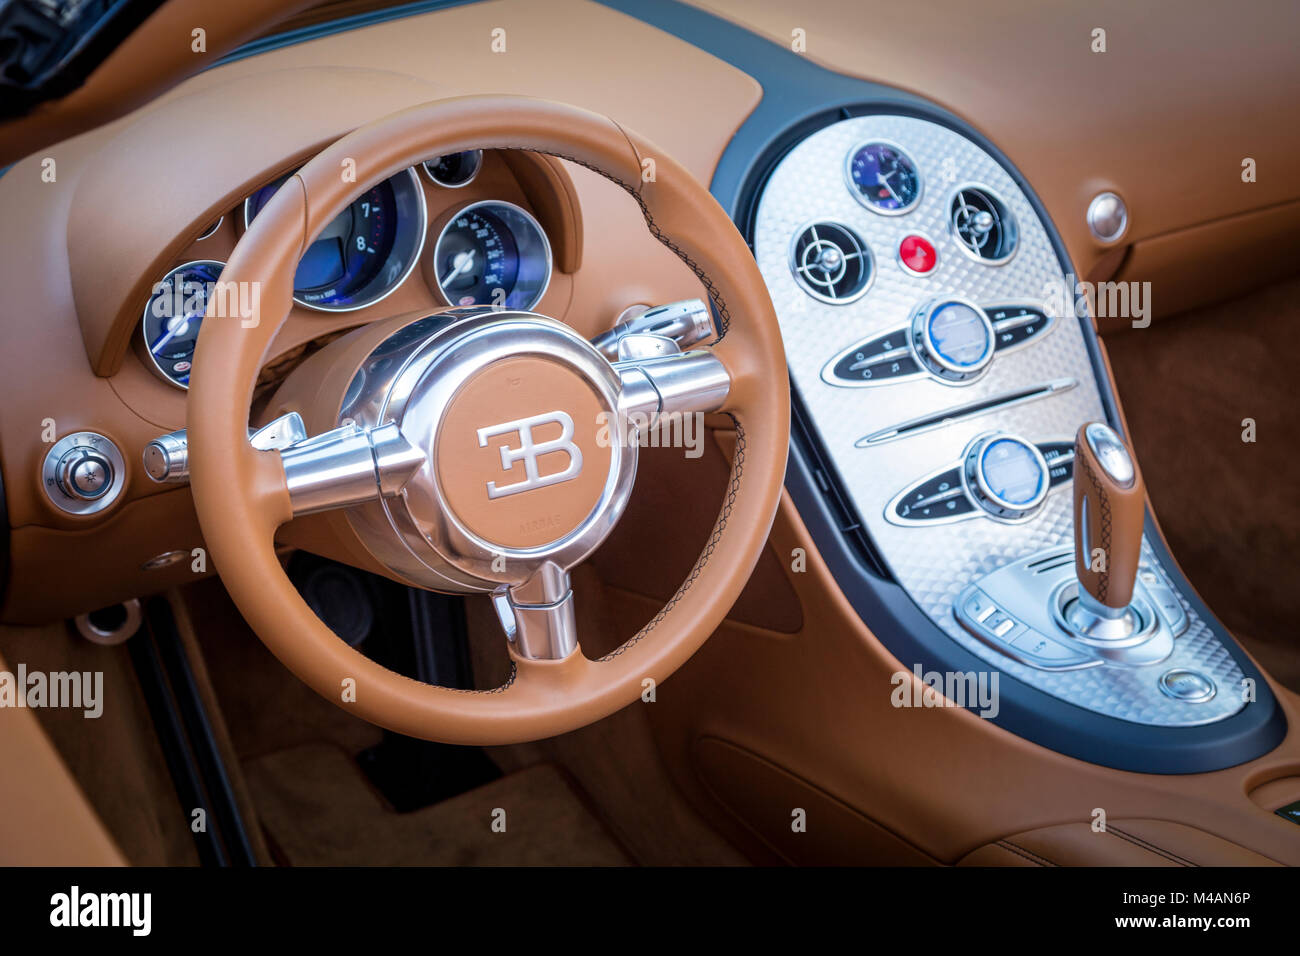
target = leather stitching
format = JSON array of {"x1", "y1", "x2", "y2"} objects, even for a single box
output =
[
  {"x1": 599, "y1": 416, "x2": 744, "y2": 660},
  {"x1": 508, "y1": 147, "x2": 732, "y2": 339},
  {"x1": 1106, "y1": 825, "x2": 1196, "y2": 867},
  {"x1": 996, "y1": 840, "x2": 1056, "y2": 867},
  {"x1": 1076, "y1": 451, "x2": 1113, "y2": 602}
]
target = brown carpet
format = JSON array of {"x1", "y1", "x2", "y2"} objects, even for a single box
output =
[
  {"x1": 244, "y1": 745, "x2": 631, "y2": 866},
  {"x1": 0, "y1": 621, "x2": 199, "y2": 865},
  {"x1": 1104, "y1": 275, "x2": 1300, "y2": 691}
]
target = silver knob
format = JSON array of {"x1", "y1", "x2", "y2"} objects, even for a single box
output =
[
  {"x1": 143, "y1": 429, "x2": 190, "y2": 482},
  {"x1": 41, "y1": 432, "x2": 127, "y2": 515},
  {"x1": 963, "y1": 433, "x2": 1051, "y2": 521},
  {"x1": 1086, "y1": 191, "x2": 1128, "y2": 244},
  {"x1": 59, "y1": 451, "x2": 113, "y2": 500},
  {"x1": 910, "y1": 297, "x2": 996, "y2": 383}
]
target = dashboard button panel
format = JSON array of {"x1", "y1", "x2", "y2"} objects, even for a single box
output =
[
  {"x1": 956, "y1": 586, "x2": 1095, "y2": 670},
  {"x1": 822, "y1": 301, "x2": 1055, "y2": 388},
  {"x1": 826, "y1": 329, "x2": 919, "y2": 384},
  {"x1": 887, "y1": 435, "x2": 1062, "y2": 526},
  {"x1": 890, "y1": 465, "x2": 971, "y2": 523}
]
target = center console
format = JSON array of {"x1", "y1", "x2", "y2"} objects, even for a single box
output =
[{"x1": 748, "y1": 112, "x2": 1274, "y2": 749}]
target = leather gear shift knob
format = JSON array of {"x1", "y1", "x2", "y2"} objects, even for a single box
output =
[{"x1": 1073, "y1": 422, "x2": 1144, "y2": 612}]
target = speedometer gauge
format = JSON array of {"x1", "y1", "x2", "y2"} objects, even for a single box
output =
[
  {"x1": 846, "y1": 141, "x2": 922, "y2": 215},
  {"x1": 244, "y1": 167, "x2": 426, "y2": 311},
  {"x1": 141, "y1": 259, "x2": 225, "y2": 389},
  {"x1": 432, "y1": 200, "x2": 552, "y2": 310}
]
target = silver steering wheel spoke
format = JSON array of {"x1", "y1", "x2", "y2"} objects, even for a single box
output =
[
  {"x1": 143, "y1": 411, "x2": 426, "y2": 517},
  {"x1": 279, "y1": 418, "x2": 425, "y2": 516},
  {"x1": 612, "y1": 335, "x2": 731, "y2": 421},
  {"x1": 493, "y1": 561, "x2": 577, "y2": 661}
]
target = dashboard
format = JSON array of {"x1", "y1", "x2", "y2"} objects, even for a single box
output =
[{"x1": 752, "y1": 113, "x2": 1246, "y2": 728}]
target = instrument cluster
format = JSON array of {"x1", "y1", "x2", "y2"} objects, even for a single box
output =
[{"x1": 139, "y1": 150, "x2": 555, "y2": 389}]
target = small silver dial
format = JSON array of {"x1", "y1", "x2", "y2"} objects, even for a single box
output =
[
  {"x1": 963, "y1": 433, "x2": 1051, "y2": 521},
  {"x1": 41, "y1": 432, "x2": 127, "y2": 515},
  {"x1": 910, "y1": 297, "x2": 995, "y2": 383}
]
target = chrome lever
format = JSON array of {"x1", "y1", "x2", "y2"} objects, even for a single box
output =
[
  {"x1": 591, "y1": 298, "x2": 715, "y2": 360},
  {"x1": 143, "y1": 412, "x2": 310, "y2": 483}
]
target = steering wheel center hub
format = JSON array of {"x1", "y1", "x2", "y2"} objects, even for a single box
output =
[
  {"x1": 338, "y1": 308, "x2": 634, "y2": 593},
  {"x1": 435, "y1": 354, "x2": 615, "y2": 549}
]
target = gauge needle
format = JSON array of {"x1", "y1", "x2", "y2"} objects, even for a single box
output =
[
  {"x1": 150, "y1": 327, "x2": 178, "y2": 355},
  {"x1": 876, "y1": 171, "x2": 902, "y2": 203},
  {"x1": 442, "y1": 249, "x2": 476, "y2": 287}
]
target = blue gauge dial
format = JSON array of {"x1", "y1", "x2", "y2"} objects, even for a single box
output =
[
  {"x1": 141, "y1": 259, "x2": 225, "y2": 388},
  {"x1": 433, "y1": 201, "x2": 551, "y2": 311},
  {"x1": 244, "y1": 168, "x2": 426, "y2": 311},
  {"x1": 927, "y1": 302, "x2": 992, "y2": 369},
  {"x1": 847, "y1": 142, "x2": 922, "y2": 214}
]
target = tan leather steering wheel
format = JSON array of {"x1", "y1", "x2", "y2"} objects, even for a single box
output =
[{"x1": 188, "y1": 95, "x2": 789, "y2": 746}]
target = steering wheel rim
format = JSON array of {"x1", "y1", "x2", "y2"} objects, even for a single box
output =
[{"x1": 188, "y1": 95, "x2": 789, "y2": 746}]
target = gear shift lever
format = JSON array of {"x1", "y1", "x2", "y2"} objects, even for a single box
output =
[{"x1": 1064, "y1": 422, "x2": 1146, "y2": 640}]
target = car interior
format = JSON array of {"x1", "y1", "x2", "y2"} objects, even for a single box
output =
[{"x1": 1, "y1": 0, "x2": 1299, "y2": 871}]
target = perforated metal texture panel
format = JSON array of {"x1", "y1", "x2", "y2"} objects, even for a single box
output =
[{"x1": 752, "y1": 115, "x2": 1245, "y2": 726}]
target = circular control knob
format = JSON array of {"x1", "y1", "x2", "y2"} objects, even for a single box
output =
[
  {"x1": 57, "y1": 449, "x2": 114, "y2": 500},
  {"x1": 911, "y1": 297, "x2": 995, "y2": 383},
  {"x1": 963, "y1": 433, "x2": 1050, "y2": 520},
  {"x1": 41, "y1": 432, "x2": 127, "y2": 515}
]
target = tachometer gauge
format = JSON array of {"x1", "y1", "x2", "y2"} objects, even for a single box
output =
[
  {"x1": 846, "y1": 141, "x2": 922, "y2": 215},
  {"x1": 243, "y1": 167, "x2": 426, "y2": 311},
  {"x1": 432, "y1": 200, "x2": 552, "y2": 310},
  {"x1": 141, "y1": 259, "x2": 225, "y2": 389}
]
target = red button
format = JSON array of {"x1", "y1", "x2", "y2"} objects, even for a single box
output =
[{"x1": 899, "y1": 234, "x2": 937, "y2": 274}]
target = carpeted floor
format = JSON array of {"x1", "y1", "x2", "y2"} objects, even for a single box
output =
[
  {"x1": 245, "y1": 747, "x2": 631, "y2": 866},
  {"x1": 1104, "y1": 275, "x2": 1300, "y2": 691}
]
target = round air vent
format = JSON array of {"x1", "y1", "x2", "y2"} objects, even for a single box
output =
[
  {"x1": 950, "y1": 186, "x2": 1018, "y2": 264},
  {"x1": 788, "y1": 221, "x2": 874, "y2": 304}
]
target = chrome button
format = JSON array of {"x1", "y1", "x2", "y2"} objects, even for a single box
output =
[
  {"x1": 1158, "y1": 669, "x2": 1216, "y2": 703},
  {"x1": 1087, "y1": 191, "x2": 1128, "y2": 244}
]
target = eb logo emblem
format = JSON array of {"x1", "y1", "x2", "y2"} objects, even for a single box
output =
[{"x1": 477, "y1": 411, "x2": 583, "y2": 499}]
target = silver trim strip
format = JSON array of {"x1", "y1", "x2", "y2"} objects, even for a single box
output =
[{"x1": 856, "y1": 378, "x2": 1078, "y2": 446}]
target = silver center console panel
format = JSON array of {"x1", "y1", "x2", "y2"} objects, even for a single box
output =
[{"x1": 752, "y1": 115, "x2": 1244, "y2": 727}]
